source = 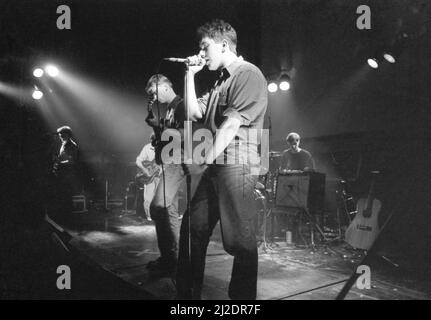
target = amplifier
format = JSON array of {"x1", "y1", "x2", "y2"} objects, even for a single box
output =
[
  {"x1": 72, "y1": 194, "x2": 88, "y2": 213},
  {"x1": 275, "y1": 172, "x2": 325, "y2": 214}
]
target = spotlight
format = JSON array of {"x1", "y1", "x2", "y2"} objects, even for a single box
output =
[
  {"x1": 382, "y1": 32, "x2": 408, "y2": 65},
  {"x1": 279, "y1": 81, "x2": 290, "y2": 91},
  {"x1": 268, "y1": 82, "x2": 278, "y2": 93},
  {"x1": 45, "y1": 65, "x2": 59, "y2": 77},
  {"x1": 383, "y1": 53, "x2": 396, "y2": 63},
  {"x1": 367, "y1": 58, "x2": 379, "y2": 69},
  {"x1": 279, "y1": 73, "x2": 291, "y2": 91},
  {"x1": 32, "y1": 87, "x2": 43, "y2": 100},
  {"x1": 33, "y1": 68, "x2": 44, "y2": 78}
]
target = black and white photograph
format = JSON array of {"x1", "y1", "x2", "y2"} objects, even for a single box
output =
[{"x1": 1, "y1": 0, "x2": 431, "y2": 304}]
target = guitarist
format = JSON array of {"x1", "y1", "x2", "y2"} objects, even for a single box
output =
[
  {"x1": 135, "y1": 134, "x2": 161, "y2": 221},
  {"x1": 144, "y1": 74, "x2": 188, "y2": 278},
  {"x1": 51, "y1": 126, "x2": 79, "y2": 221}
]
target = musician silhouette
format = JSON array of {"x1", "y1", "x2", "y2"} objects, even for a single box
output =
[{"x1": 51, "y1": 125, "x2": 79, "y2": 221}]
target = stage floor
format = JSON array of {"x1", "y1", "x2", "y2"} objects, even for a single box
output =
[{"x1": 45, "y1": 208, "x2": 431, "y2": 300}]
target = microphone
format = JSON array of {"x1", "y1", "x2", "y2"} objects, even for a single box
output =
[{"x1": 164, "y1": 56, "x2": 205, "y2": 66}]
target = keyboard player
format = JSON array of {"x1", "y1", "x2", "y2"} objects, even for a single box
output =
[{"x1": 279, "y1": 132, "x2": 315, "y2": 173}]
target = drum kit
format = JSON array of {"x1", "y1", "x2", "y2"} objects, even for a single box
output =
[
  {"x1": 254, "y1": 151, "x2": 282, "y2": 249},
  {"x1": 254, "y1": 150, "x2": 281, "y2": 199}
]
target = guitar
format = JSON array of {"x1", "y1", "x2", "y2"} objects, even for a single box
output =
[
  {"x1": 135, "y1": 160, "x2": 161, "y2": 186},
  {"x1": 345, "y1": 171, "x2": 381, "y2": 250}
]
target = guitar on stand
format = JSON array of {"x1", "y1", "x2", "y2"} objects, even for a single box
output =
[
  {"x1": 337, "y1": 170, "x2": 400, "y2": 300},
  {"x1": 345, "y1": 171, "x2": 381, "y2": 250}
]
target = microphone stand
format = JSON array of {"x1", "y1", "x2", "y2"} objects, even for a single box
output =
[
  {"x1": 181, "y1": 66, "x2": 193, "y2": 298},
  {"x1": 265, "y1": 100, "x2": 279, "y2": 250}
]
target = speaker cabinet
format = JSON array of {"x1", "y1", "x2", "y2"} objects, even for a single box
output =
[{"x1": 275, "y1": 172, "x2": 325, "y2": 214}]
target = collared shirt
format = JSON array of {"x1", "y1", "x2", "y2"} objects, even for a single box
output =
[
  {"x1": 165, "y1": 95, "x2": 185, "y2": 129},
  {"x1": 55, "y1": 139, "x2": 79, "y2": 175},
  {"x1": 280, "y1": 148, "x2": 315, "y2": 171},
  {"x1": 58, "y1": 139, "x2": 78, "y2": 165},
  {"x1": 198, "y1": 56, "x2": 268, "y2": 164},
  {"x1": 136, "y1": 143, "x2": 156, "y2": 164},
  {"x1": 145, "y1": 95, "x2": 186, "y2": 165},
  {"x1": 145, "y1": 95, "x2": 185, "y2": 130}
]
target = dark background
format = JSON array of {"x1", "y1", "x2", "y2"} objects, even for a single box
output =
[{"x1": 1, "y1": 0, "x2": 431, "y2": 298}]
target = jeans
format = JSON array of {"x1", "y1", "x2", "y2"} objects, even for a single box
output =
[
  {"x1": 150, "y1": 164, "x2": 184, "y2": 265},
  {"x1": 150, "y1": 164, "x2": 201, "y2": 266},
  {"x1": 177, "y1": 164, "x2": 259, "y2": 300},
  {"x1": 136, "y1": 178, "x2": 159, "y2": 219}
]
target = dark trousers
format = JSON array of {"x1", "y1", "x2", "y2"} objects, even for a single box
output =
[
  {"x1": 135, "y1": 187, "x2": 146, "y2": 218},
  {"x1": 177, "y1": 164, "x2": 259, "y2": 300}
]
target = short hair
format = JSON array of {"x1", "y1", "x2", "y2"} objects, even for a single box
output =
[
  {"x1": 197, "y1": 19, "x2": 237, "y2": 54},
  {"x1": 286, "y1": 132, "x2": 300, "y2": 142},
  {"x1": 145, "y1": 74, "x2": 173, "y2": 94},
  {"x1": 57, "y1": 125, "x2": 72, "y2": 136}
]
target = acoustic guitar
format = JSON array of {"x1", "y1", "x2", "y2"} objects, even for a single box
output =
[{"x1": 345, "y1": 171, "x2": 381, "y2": 250}]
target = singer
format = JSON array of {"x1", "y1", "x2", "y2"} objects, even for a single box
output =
[{"x1": 176, "y1": 19, "x2": 268, "y2": 300}]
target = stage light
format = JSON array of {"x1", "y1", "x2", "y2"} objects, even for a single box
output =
[
  {"x1": 268, "y1": 82, "x2": 278, "y2": 93},
  {"x1": 32, "y1": 87, "x2": 43, "y2": 100},
  {"x1": 383, "y1": 53, "x2": 396, "y2": 63},
  {"x1": 33, "y1": 68, "x2": 44, "y2": 78},
  {"x1": 381, "y1": 32, "x2": 408, "y2": 65},
  {"x1": 279, "y1": 73, "x2": 291, "y2": 91},
  {"x1": 279, "y1": 81, "x2": 290, "y2": 91},
  {"x1": 45, "y1": 65, "x2": 59, "y2": 77},
  {"x1": 367, "y1": 58, "x2": 379, "y2": 69}
]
